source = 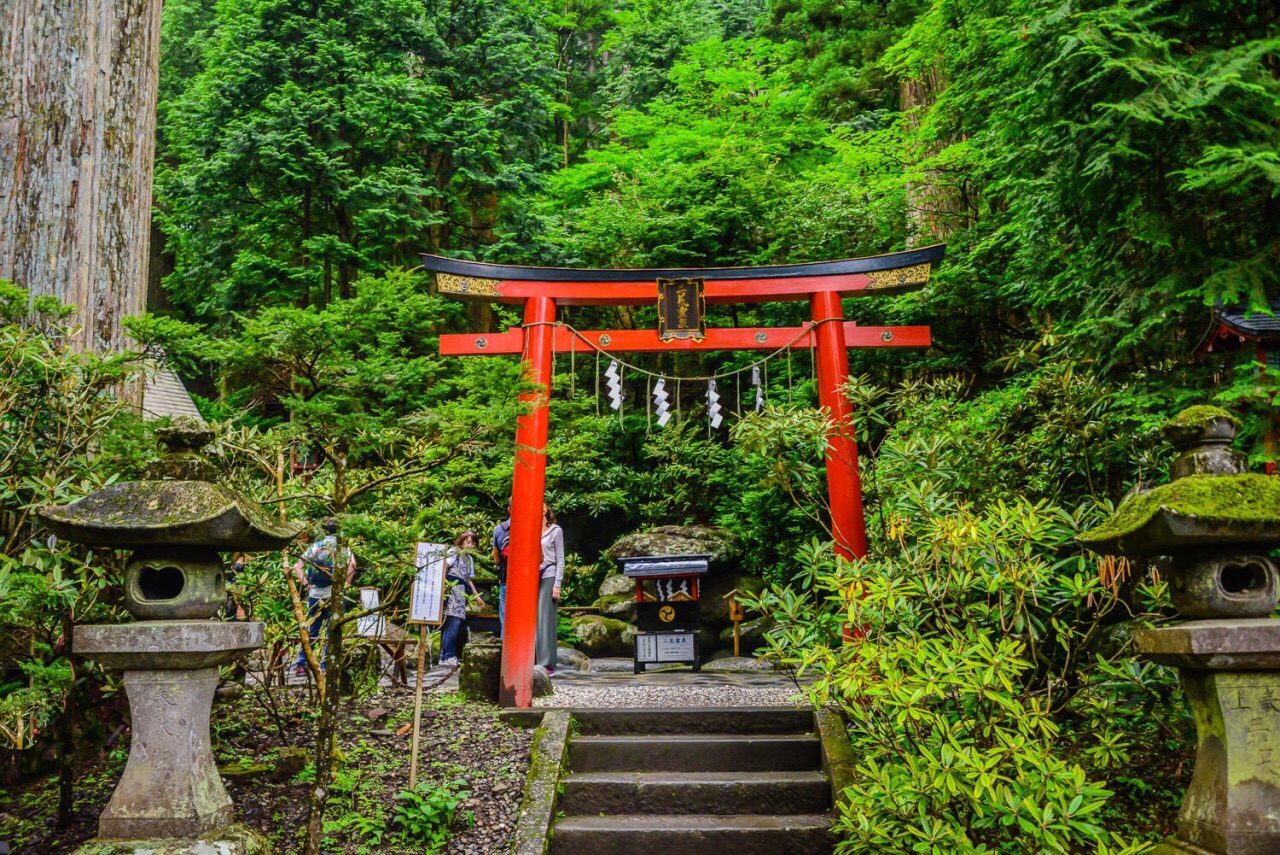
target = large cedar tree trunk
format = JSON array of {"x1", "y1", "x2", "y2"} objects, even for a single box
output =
[
  {"x1": 0, "y1": 0, "x2": 162, "y2": 353},
  {"x1": 900, "y1": 66, "x2": 972, "y2": 247}
]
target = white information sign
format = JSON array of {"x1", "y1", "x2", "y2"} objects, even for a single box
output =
[
  {"x1": 656, "y1": 632, "x2": 696, "y2": 662},
  {"x1": 635, "y1": 632, "x2": 696, "y2": 662},
  {"x1": 409, "y1": 542, "x2": 448, "y2": 625},
  {"x1": 356, "y1": 587, "x2": 385, "y2": 638}
]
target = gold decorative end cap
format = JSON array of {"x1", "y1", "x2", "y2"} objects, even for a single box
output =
[
  {"x1": 437, "y1": 272, "x2": 501, "y2": 298},
  {"x1": 866, "y1": 262, "x2": 932, "y2": 290}
]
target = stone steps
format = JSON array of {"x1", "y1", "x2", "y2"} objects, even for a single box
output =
[
  {"x1": 569, "y1": 733, "x2": 822, "y2": 772},
  {"x1": 559, "y1": 770, "x2": 832, "y2": 815},
  {"x1": 550, "y1": 707, "x2": 835, "y2": 855},
  {"x1": 569, "y1": 706, "x2": 814, "y2": 735},
  {"x1": 550, "y1": 814, "x2": 835, "y2": 855}
]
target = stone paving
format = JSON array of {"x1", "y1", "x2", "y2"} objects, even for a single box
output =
[
  {"x1": 272, "y1": 649, "x2": 808, "y2": 709},
  {"x1": 535, "y1": 658, "x2": 811, "y2": 709}
]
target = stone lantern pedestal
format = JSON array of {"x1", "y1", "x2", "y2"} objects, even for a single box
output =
[
  {"x1": 76, "y1": 622, "x2": 263, "y2": 843},
  {"x1": 1079, "y1": 407, "x2": 1280, "y2": 855},
  {"x1": 1138, "y1": 620, "x2": 1280, "y2": 854},
  {"x1": 39, "y1": 420, "x2": 300, "y2": 854}
]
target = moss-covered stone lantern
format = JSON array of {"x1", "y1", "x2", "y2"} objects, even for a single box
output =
[
  {"x1": 1079, "y1": 406, "x2": 1280, "y2": 855},
  {"x1": 39, "y1": 418, "x2": 301, "y2": 854}
]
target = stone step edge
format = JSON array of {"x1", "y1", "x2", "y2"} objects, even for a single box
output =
[
  {"x1": 554, "y1": 813, "x2": 834, "y2": 830},
  {"x1": 564, "y1": 770, "x2": 829, "y2": 782},
  {"x1": 500, "y1": 706, "x2": 814, "y2": 731}
]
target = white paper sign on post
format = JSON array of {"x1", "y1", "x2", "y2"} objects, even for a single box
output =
[
  {"x1": 409, "y1": 542, "x2": 448, "y2": 625},
  {"x1": 356, "y1": 587, "x2": 385, "y2": 638}
]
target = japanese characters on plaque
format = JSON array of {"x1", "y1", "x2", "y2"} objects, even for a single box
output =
[
  {"x1": 657, "y1": 277, "x2": 706, "y2": 342},
  {"x1": 410, "y1": 542, "x2": 448, "y2": 625}
]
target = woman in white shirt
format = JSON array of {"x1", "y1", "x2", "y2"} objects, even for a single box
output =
[{"x1": 536, "y1": 503, "x2": 565, "y2": 671}]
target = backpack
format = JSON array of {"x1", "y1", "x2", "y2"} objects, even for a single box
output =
[
  {"x1": 495, "y1": 521, "x2": 511, "y2": 583},
  {"x1": 306, "y1": 535, "x2": 337, "y2": 587}
]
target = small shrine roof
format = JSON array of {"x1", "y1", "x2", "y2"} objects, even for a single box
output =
[{"x1": 1216, "y1": 299, "x2": 1280, "y2": 338}]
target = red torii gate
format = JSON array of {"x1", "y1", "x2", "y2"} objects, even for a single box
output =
[{"x1": 423, "y1": 245, "x2": 945, "y2": 707}]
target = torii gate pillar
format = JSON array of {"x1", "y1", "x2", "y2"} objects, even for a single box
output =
[
  {"x1": 500, "y1": 296, "x2": 555, "y2": 708},
  {"x1": 811, "y1": 291, "x2": 867, "y2": 560}
]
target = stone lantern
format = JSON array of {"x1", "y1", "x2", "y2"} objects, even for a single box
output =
[
  {"x1": 39, "y1": 419, "x2": 301, "y2": 854},
  {"x1": 1079, "y1": 406, "x2": 1280, "y2": 855}
]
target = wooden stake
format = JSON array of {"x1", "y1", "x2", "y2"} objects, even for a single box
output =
[
  {"x1": 408, "y1": 624, "x2": 428, "y2": 789},
  {"x1": 733, "y1": 621, "x2": 741, "y2": 658}
]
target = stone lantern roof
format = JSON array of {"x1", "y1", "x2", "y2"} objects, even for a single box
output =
[
  {"x1": 38, "y1": 417, "x2": 301, "y2": 550},
  {"x1": 1078, "y1": 405, "x2": 1280, "y2": 556}
]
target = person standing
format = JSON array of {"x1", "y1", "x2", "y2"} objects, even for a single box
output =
[
  {"x1": 491, "y1": 507, "x2": 511, "y2": 637},
  {"x1": 536, "y1": 504, "x2": 564, "y2": 672},
  {"x1": 440, "y1": 530, "x2": 485, "y2": 666},
  {"x1": 293, "y1": 519, "x2": 356, "y2": 676}
]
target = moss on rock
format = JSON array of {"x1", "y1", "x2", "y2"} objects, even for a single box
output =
[
  {"x1": 1162, "y1": 405, "x2": 1240, "y2": 448},
  {"x1": 605, "y1": 525, "x2": 740, "y2": 567},
  {"x1": 1078, "y1": 474, "x2": 1280, "y2": 554},
  {"x1": 570, "y1": 615, "x2": 636, "y2": 657}
]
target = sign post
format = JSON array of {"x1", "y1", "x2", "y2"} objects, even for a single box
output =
[
  {"x1": 727, "y1": 593, "x2": 745, "y2": 657},
  {"x1": 408, "y1": 542, "x2": 447, "y2": 789}
]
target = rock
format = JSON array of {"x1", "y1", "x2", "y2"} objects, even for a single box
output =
[
  {"x1": 698, "y1": 573, "x2": 766, "y2": 626},
  {"x1": 695, "y1": 622, "x2": 721, "y2": 653},
  {"x1": 370, "y1": 729, "x2": 395, "y2": 737},
  {"x1": 598, "y1": 574, "x2": 633, "y2": 599},
  {"x1": 556, "y1": 646, "x2": 589, "y2": 671},
  {"x1": 218, "y1": 761, "x2": 270, "y2": 782},
  {"x1": 365, "y1": 707, "x2": 389, "y2": 723},
  {"x1": 588, "y1": 657, "x2": 638, "y2": 673},
  {"x1": 215, "y1": 683, "x2": 245, "y2": 700},
  {"x1": 271, "y1": 747, "x2": 309, "y2": 783},
  {"x1": 701, "y1": 656, "x2": 776, "y2": 671},
  {"x1": 570, "y1": 616, "x2": 637, "y2": 658},
  {"x1": 605, "y1": 525, "x2": 739, "y2": 568},
  {"x1": 718, "y1": 616, "x2": 774, "y2": 654},
  {"x1": 532, "y1": 665, "x2": 554, "y2": 698},
  {"x1": 69, "y1": 822, "x2": 273, "y2": 854},
  {"x1": 459, "y1": 635, "x2": 503, "y2": 703},
  {"x1": 592, "y1": 592, "x2": 635, "y2": 621}
]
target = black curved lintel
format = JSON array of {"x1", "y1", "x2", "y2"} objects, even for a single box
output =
[{"x1": 419, "y1": 245, "x2": 945, "y2": 282}]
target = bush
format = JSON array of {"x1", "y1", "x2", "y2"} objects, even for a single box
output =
[{"x1": 753, "y1": 492, "x2": 1183, "y2": 853}]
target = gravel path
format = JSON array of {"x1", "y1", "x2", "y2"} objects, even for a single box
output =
[{"x1": 533, "y1": 668, "x2": 812, "y2": 708}]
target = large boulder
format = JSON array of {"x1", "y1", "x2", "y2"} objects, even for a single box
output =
[
  {"x1": 605, "y1": 526, "x2": 739, "y2": 568},
  {"x1": 593, "y1": 592, "x2": 635, "y2": 621},
  {"x1": 719, "y1": 616, "x2": 774, "y2": 655},
  {"x1": 571, "y1": 615, "x2": 637, "y2": 658},
  {"x1": 556, "y1": 646, "x2": 589, "y2": 671},
  {"x1": 699, "y1": 573, "x2": 767, "y2": 627},
  {"x1": 532, "y1": 665, "x2": 554, "y2": 698},
  {"x1": 598, "y1": 574, "x2": 633, "y2": 599}
]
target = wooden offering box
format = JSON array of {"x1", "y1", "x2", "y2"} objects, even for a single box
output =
[{"x1": 619, "y1": 554, "x2": 710, "y2": 673}]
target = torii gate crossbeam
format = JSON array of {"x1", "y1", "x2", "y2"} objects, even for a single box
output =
[{"x1": 424, "y1": 245, "x2": 945, "y2": 707}]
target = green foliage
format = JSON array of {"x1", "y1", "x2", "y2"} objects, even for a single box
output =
[
  {"x1": 754, "y1": 495, "x2": 1176, "y2": 853},
  {"x1": 0, "y1": 283, "x2": 149, "y2": 751},
  {"x1": 156, "y1": 0, "x2": 557, "y2": 317},
  {"x1": 392, "y1": 777, "x2": 473, "y2": 850}
]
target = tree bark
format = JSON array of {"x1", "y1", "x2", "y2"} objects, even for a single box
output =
[
  {"x1": 900, "y1": 65, "x2": 971, "y2": 246},
  {"x1": 0, "y1": 0, "x2": 162, "y2": 354}
]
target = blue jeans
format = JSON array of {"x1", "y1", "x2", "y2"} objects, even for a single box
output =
[
  {"x1": 294, "y1": 594, "x2": 328, "y2": 670},
  {"x1": 498, "y1": 583, "x2": 506, "y2": 638},
  {"x1": 440, "y1": 615, "x2": 467, "y2": 662}
]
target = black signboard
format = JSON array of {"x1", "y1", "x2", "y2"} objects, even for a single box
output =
[
  {"x1": 657, "y1": 278, "x2": 706, "y2": 342},
  {"x1": 637, "y1": 601, "x2": 699, "y2": 632}
]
